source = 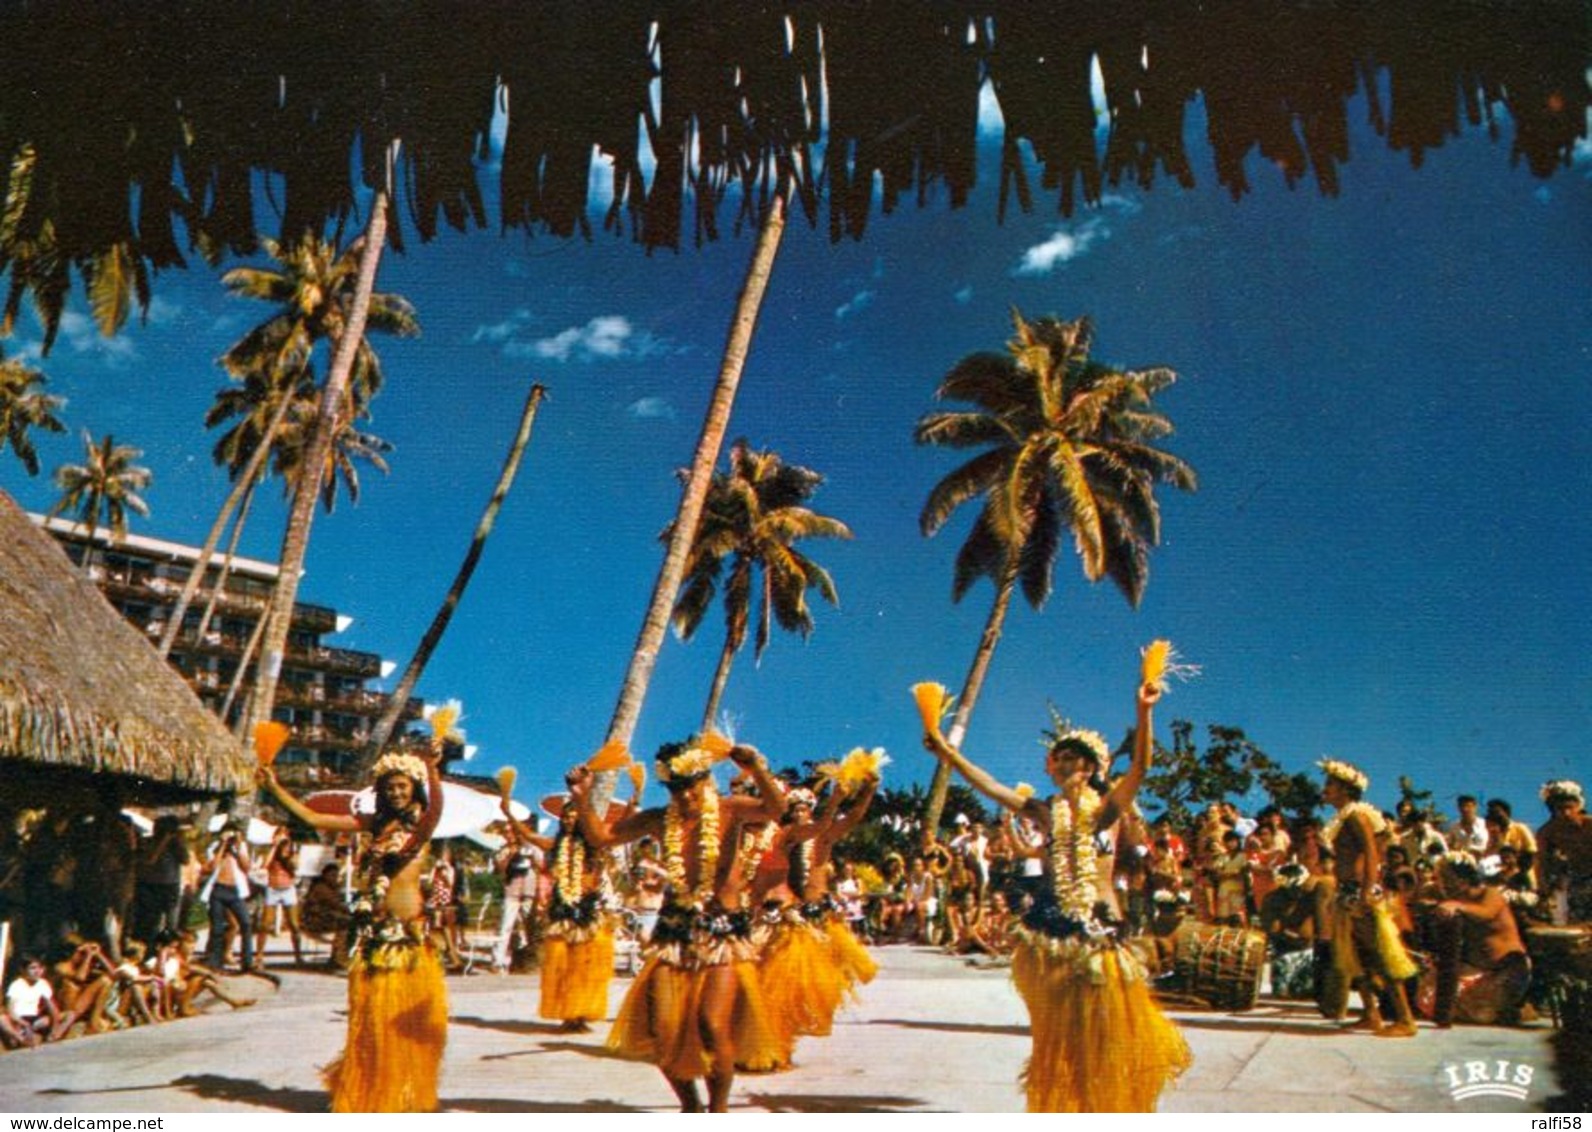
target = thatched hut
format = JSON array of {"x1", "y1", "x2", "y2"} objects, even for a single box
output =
[{"x1": 0, "y1": 488, "x2": 253, "y2": 956}]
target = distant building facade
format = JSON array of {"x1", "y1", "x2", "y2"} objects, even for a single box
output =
[{"x1": 32, "y1": 513, "x2": 419, "y2": 786}]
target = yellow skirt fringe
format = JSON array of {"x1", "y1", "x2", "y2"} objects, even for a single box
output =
[
  {"x1": 826, "y1": 918, "x2": 879, "y2": 992},
  {"x1": 1332, "y1": 898, "x2": 1420, "y2": 984},
  {"x1": 540, "y1": 929, "x2": 615, "y2": 1022},
  {"x1": 1011, "y1": 941, "x2": 1191, "y2": 1113},
  {"x1": 742, "y1": 921, "x2": 849, "y2": 1072},
  {"x1": 607, "y1": 957, "x2": 782, "y2": 1082},
  {"x1": 325, "y1": 944, "x2": 448, "y2": 1113}
]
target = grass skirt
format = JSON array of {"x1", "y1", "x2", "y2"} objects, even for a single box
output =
[
  {"x1": 608, "y1": 956, "x2": 782, "y2": 1081},
  {"x1": 325, "y1": 942, "x2": 448, "y2": 1113},
  {"x1": 1011, "y1": 936, "x2": 1191, "y2": 1112},
  {"x1": 826, "y1": 917, "x2": 879, "y2": 992},
  {"x1": 1333, "y1": 898, "x2": 1420, "y2": 984},
  {"x1": 742, "y1": 918, "x2": 848, "y2": 1071},
  {"x1": 540, "y1": 926, "x2": 615, "y2": 1022}
]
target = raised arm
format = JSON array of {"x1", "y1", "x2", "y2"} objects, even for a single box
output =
[
  {"x1": 408, "y1": 749, "x2": 446, "y2": 845},
  {"x1": 827, "y1": 774, "x2": 879, "y2": 842},
  {"x1": 1101, "y1": 684, "x2": 1160, "y2": 830},
  {"x1": 922, "y1": 730, "x2": 1035, "y2": 818},
  {"x1": 567, "y1": 766, "x2": 656, "y2": 849},
  {"x1": 729, "y1": 744, "x2": 788, "y2": 823},
  {"x1": 499, "y1": 797, "x2": 554, "y2": 853},
  {"x1": 256, "y1": 766, "x2": 361, "y2": 834}
]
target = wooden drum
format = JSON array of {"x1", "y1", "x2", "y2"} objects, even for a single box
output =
[{"x1": 1171, "y1": 922, "x2": 1269, "y2": 1011}]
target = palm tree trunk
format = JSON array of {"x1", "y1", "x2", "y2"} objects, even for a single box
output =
[
  {"x1": 921, "y1": 555, "x2": 1021, "y2": 846},
  {"x1": 158, "y1": 392, "x2": 292, "y2": 658},
  {"x1": 599, "y1": 191, "x2": 788, "y2": 774},
  {"x1": 698, "y1": 633, "x2": 739, "y2": 735},
  {"x1": 361, "y1": 382, "x2": 548, "y2": 765},
  {"x1": 195, "y1": 477, "x2": 258, "y2": 646},
  {"x1": 223, "y1": 604, "x2": 271, "y2": 725},
  {"x1": 243, "y1": 187, "x2": 391, "y2": 749}
]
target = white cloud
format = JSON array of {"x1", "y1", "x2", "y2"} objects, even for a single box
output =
[
  {"x1": 835, "y1": 289, "x2": 875, "y2": 320},
  {"x1": 1014, "y1": 223, "x2": 1103, "y2": 276},
  {"x1": 472, "y1": 309, "x2": 533, "y2": 343},
  {"x1": 627, "y1": 396, "x2": 676, "y2": 421},
  {"x1": 953, "y1": 284, "x2": 974, "y2": 305},
  {"x1": 56, "y1": 311, "x2": 138, "y2": 365},
  {"x1": 515, "y1": 315, "x2": 645, "y2": 362}
]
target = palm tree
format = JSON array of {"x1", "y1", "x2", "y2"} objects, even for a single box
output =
[
  {"x1": 243, "y1": 185, "x2": 404, "y2": 744},
  {"x1": 364, "y1": 383, "x2": 549, "y2": 762},
  {"x1": 48, "y1": 430, "x2": 152, "y2": 571},
  {"x1": 914, "y1": 311, "x2": 1197, "y2": 840},
  {"x1": 158, "y1": 231, "x2": 409, "y2": 663},
  {"x1": 601, "y1": 189, "x2": 790, "y2": 758},
  {"x1": 670, "y1": 438, "x2": 852, "y2": 731},
  {"x1": 0, "y1": 347, "x2": 66, "y2": 475}
]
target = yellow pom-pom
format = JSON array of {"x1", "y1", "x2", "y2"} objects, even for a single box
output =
[
  {"x1": 253, "y1": 721, "x2": 291, "y2": 767},
  {"x1": 698, "y1": 731, "x2": 735, "y2": 758},
  {"x1": 1015, "y1": 782, "x2": 1035, "y2": 800},
  {"x1": 627, "y1": 761, "x2": 647, "y2": 795},
  {"x1": 1140, "y1": 640, "x2": 1200, "y2": 692},
  {"x1": 494, "y1": 766, "x2": 517, "y2": 799},
  {"x1": 836, "y1": 747, "x2": 890, "y2": 794},
  {"x1": 911, "y1": 682, "x2": 954, "y2": 735},
  {"x1": 586, "y1": 739, "x2": 631, "y2": 772},
  {"x1": 427, "y1": 698, "x2": 465, "y2": 743}
]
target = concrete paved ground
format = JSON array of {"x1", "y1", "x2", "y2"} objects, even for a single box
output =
[{"x1": 0, "y1": 945, "x2": 1566, "y2": 1113}]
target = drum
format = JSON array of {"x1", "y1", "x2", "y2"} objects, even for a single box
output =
[{"x1": 1171, "y1": 922, "x2": 1268, "y2": 1010}]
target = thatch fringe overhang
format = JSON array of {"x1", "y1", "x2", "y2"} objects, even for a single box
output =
[
  {"x1": 0, "y1": 490, "x2": 253, "y2": 798},
  {"x1": 0, "y1": 3, "x2": 1583, "y2": 318}
]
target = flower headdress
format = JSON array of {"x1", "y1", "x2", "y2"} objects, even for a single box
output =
[
  {"x1": 1540, "y1": 779, "x2": 1584, "y2": 805},
  {"x1": 1049, "y1": 728, "x2": 1111, "y2": 769},
  {"x1": 655, "y1": 732, "x2": 731, "y2": 786},
  {"x1": 1318, "y1": 757, "x2": 1369, "y2": 792},
  {"x1": 371, "y1": 750, "x2": 429, "y2": 784},
  {"x1": 786, "y1": 787, "x2": 818, "y2": 812}
]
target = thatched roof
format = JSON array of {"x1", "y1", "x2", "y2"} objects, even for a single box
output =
[
  {"x1": 0, "y1": 489, "x2": 254, "y2": 796},
  {"x1": 0, "y1": 4, "x2": 1583, "y2": 335}
]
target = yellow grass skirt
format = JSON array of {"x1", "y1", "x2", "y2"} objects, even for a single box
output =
[
  {"x1": 1011, "y1": 937, "x2": 1191, "y2": 1113},
  {"x1": 741, "y1": 919, "x2": 848, "y2": 1072},
  {"x1": 1332, "y1": 897, "x2": 1420, "y2": 983},
  {"x1": 325, "y1": 942, "x2": 448, "y2": 1113},
  {"x1": 826, "y1": 917, "x2": 879, "y2": 992},
  {"x1": 608, "y1": 957, "x2": 782, "y2": 1081},
  {"x1": 540, "y1": 927, "x2": 615, "y2": 1022}
]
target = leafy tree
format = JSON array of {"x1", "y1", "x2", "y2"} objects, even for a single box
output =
[
  {"x1": 915, "y1": 311, "x2": 1197, "y2": 840},
  {"x1": 0, "y1": 347, "x2": 65, "y2": 475}
]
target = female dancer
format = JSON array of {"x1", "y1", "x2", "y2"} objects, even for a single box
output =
[
  {"x1": 258, "y1": 738, "x2": 444, "y2": 1112},
  {"x1": 923, "y1": 681, "x2": 1190, "y2": 1112}
]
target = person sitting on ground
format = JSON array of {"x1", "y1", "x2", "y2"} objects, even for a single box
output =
[
  {"x1": 5, "y1": 956, "x2": 74, "y2": 1045},
  {"x1": 51, "y1": 938, "x2": 115, "y2": 1036},
  {"x1": 171, "y1": 932, "x2": 255, "y2": 1016},
  {"x1": 107, "y1": 940, "x2": 164, "y2": 1027},
  {"x1": 300, "y1": 864, "x2": 353, "y2": 968}
]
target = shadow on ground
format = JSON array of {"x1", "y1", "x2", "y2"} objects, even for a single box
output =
[
  {"x1": 743, "y1": 1091, "x2": 934, "y2": 1113},
  {"x1": 867, "y1": 1018, "x2": 1026, "y2": 1038}
]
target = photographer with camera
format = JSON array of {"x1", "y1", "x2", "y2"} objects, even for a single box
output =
[{"x1": 200, "y1": 822, "x2": 254, "y2": 973}]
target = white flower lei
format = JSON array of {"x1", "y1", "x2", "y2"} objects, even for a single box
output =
[
  {"x1": 553, "y1": 830, "x2": 585, "y2": 907},
  {"x1": 738, "y1": 822, "x2": 778, "y2": 886},
  {"x1": 1321, "y1": 800, "x2": 1385, "y2": 849},
  {"x1": 1049, "y1": 790, "x2": 1101, "y2": 920},
  {"x1": 663, "y1": 783, "x2": 721, "y2": 908}
]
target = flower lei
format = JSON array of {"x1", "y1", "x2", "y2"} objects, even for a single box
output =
[
  {"x1": 663, "y1": 783, "x2": 721, "y2": 908},
  {"x1": 553, "y1": 829, "x2": 585, "y2": 907},
  {"x1": 1321, "y1": 800, "x2": 1385, "y2": 849},
  {"x1": 737, "y1": 822, "x2": 778, "y2": 886},
  {"x1": 1049, "y1": 790, "x2": 1101, "y2": 920}
]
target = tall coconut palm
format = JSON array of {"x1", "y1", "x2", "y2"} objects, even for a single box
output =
[
  {"x1": 364, "y1": 383, "x2": 549, "y2": 763},
  {"x1": 914, "y1": 311, "x2": 1197, "y2": 841},
  {"x1": 0, "y1": 347, "x2": 66, "y2": 475},
  {"x1": 602, "y1": 190, "x2": 789, "y2": 765},
  {"x1": 670, "y1": 438, "x2": 852, "y2": 731},
  {"x1": 48, "y1": 430, "x2": 152, "y2": 570},
  {"x1": 243, "y1": 186, "x2": 402, "y2": 746}
]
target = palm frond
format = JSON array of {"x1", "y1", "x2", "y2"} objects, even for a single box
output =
[
  {"x1": 919, "y1": 448, "x2": 1009, "y2": 536},
  {"x1": 913, "y1": 410, "x2": 1014, "y2": 449}
]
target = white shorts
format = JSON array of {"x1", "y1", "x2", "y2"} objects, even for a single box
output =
[{"x1": 264, "y1": 886, "x2": 298, "y2": 908}]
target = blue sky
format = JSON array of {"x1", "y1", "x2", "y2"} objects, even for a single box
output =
[{"x1": 3, "y1": 86, "x2": 1587, "y2": 825}]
